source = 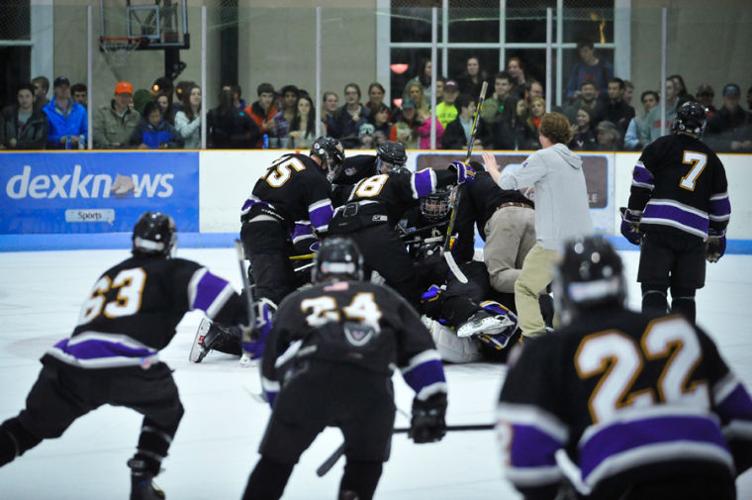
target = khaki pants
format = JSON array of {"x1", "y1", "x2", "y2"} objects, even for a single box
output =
[
  {"x1": 514, "y1": 243, "x2": 558, "y2": 337},
  {"x1": 484, "y1": 206, "x2": 537, "y2": 294}
]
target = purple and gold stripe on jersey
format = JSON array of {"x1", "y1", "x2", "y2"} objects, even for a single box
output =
[
  {"x1": 496, "y1": 402, "x2": 568, "y2": 488},
  {"x1": 47, "y1": 332, "x2": 159, "y2": 369},
  {"x1": 188, "y1": 268, "x2": 235, "y2": 319},
  {"x1": 631, "y1": 161, "x2": 654, "y2": 190},
  {"x1": 578, "y1": 406, "x2": 734, "y2": 490},
  {"x1": 400, "y1": 349, "x2": 447, "y2": 400},
  {"x1": 641, "y1": 199, "x2": 710, "y2": 238},
  {"x1": 410, "y1": 168, "x2": 438, "y2": 200},
  {"x1": 308, "y1": 199, "x2": 334, "y2": 232},
  {"x1": 713, "y1": 373, "x2": 752, "y2": 439},
  {"x1": 709, "y1": 192, "x2": 731, "y2": 224}
]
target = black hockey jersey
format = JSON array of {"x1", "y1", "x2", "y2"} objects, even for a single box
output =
[
  {"x1": 628, "y1": 134, "x2": 730, "y2": 240},
  {"x1": 241, "y1": 153, "x2": 334, "y2": 233},
  {"x1": 330, "y1": 168, "x2": 458, "y2": 230},
  {"x1": 260, "y1": 280, "x2": 446, "y2": 404},
  {"x1": 47, "y1": 256, "x2": 246, "y2": 369},
  {"x1": 332, "y1": 154, "x2": 378, "y2": 185},
  {"x1": 498, "y1": 307, "x2": 752, "y2": 499}
]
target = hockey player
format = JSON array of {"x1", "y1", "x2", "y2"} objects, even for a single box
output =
[
  {"x1": 0, "y1": 212, "x2": 249, "y2": 500},
  {"x1": 332, "y1": 140, "x2": 408, "y2": 185},
  {"x1": 240, "y1": 136, "x2": 344, "y2": 307},
  {"x1": 623, "y1": 101, "x2": 730, "y2": 323},
  {"x1": 497, "y1": 236, "x2": 752, "y2": 500},
  {"x1": 328, "y1": 159, "x2": 474, "y2": 309},
  {"x1": 243, "y1": 237, "x2": 448, "y2": 500}
]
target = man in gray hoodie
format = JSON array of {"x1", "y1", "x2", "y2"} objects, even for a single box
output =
[{"x1": 487, "y1": 112, "x2": 593, "y2": 338}]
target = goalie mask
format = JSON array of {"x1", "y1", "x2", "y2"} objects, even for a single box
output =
[
  {"x1": 312, "y1": 237, "x2": 364, "y2": 283},
  {"x1": 310, "y1": 136, "x2": 345, "y2": 181},
  {"x1": 420, "y1": 189, "x2": 452, "y2": 222},
  {"x1": 553, "y1": 235, "x2": 627, "y2": 327},
  {"x1": 132, "y1": 211, "x2": 177, "y2": 258}
]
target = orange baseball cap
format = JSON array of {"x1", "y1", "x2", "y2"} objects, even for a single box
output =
[{"x1": 114, "y1": 81, "x2": 134, "y2": 95}]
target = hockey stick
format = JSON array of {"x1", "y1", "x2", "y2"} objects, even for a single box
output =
[
  {"x1": 315, "y1": 423, "x2": 494, "y2": 477},
  {"x1": 235, "y1": 239, "x2": 257, "y2": 366},
  {"x1": 442, "y1": 81, "x2": 488, "y2": 285}
]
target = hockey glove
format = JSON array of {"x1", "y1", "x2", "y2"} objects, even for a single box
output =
[
  {"x1": 241, "y1": 298, "x2": 276, "y2": 360},
  {"x1": 409, "y1": 393, "x2": 447, "y2": 444},
  {"x1": 706, "y1": 229, "x2": 726, "y2": 263},
  {"x1": 448, "y1": 161, "x2": 476, "y2": 185},
  {"x1": 620, "y1": 207, "x2": 642, "y2": 246}
]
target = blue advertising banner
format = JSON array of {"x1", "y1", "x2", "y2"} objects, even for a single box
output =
[{"x1": 0, "y1": 152, "x2": 199, "y2": 234}]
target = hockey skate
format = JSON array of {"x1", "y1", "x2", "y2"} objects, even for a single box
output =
[
  {"x1": 128, "y1": 458, "x2": 165, "y2": 500},
  {"x1": 188, "y1": 318, "x2": 213, "y2": 363},
  {"x1": 456, "y1": 310, "x2": 508, "y2": 338}
]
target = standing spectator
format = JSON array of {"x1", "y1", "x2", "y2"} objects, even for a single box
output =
[
  {"x1": 565, "y1": 39, "x2": 614, "y2": 99},
  {"x1": 457, "y1": 56, "x2": 487, "y2": 99},
  {"x1": 333, "y1": 83, "x2": 369, "y2": 148},
  {"x1": 357, "y1": 122, "x2": 375, "y2": 149},
  {"x1": 594, "y1": 77, "x2": 635, "y2": 136},
  {"x1": 491, "y1": 98, "x2": 539, "y2": 151},
  {"x1": 481, "y1": 72, "x2": 515, "y2": 127},
  {"x1": 623, "y1": 79, "x2": 634, "y2": 106},
  {"x1": 156, "y1": 91, "x2": 176, "y2": 125},
  {"x1": 208, "y1": 88, "x2": 259, "y2": 149},
  {"x1": 288, "y1": 95, "x2": 316, "y2": 149},
  {"x1": 369, "y1": 103, "x2": 392, "y2": 138},
  {"x1": 271, "y1": 85, "x2": 299, "y2": 148},
  {"x1": 525, "y1": 80, "x2": 544, "y2": 103},
  {"x1": 528, "y1": 96, "x2": 545, "y2": 132},
  {"x1": 435, "y1": 80, "x2": 459, "y2": 128},
  {"x1": 129, "y1": 100, "x2": 182, "y2": 149},
  {"x1": 624, "y1": 90, "x2": 658, "y2": 150},
  {"x1": 174, "y1": 84, "x2": 202, "y2": 149},
  {"x1": 669, "y1": 74, "x2": 689, "y2": 99},
  {"x1": 696, "y1": 84, "x2": 717, "y2": 120},
  {"x1": 93, "y1": 81, "x2": 140, "y2": 149},
  {"x1": 403, "y1": 58, "x2": 433, "y2": 105},
  {"x1": 641, "y1": 77, "x2": 679, "y2": 145},
  {"x1": 321, "y1": 91, "x2": 339, "y2": 137},
  {"x1": 31, "y1": 76, "x2": 50, "y2": 111},
  {"x1": 564, "y1": 81, "x2": 600, "y2": 124},
  {"x1": 506, "y1": 56, "x2": 528, "y2": 100},
  {"x1": 1, "y1": 83, "x2": 48, "y2": 149},
  {"x1": 442, "y1": 94, "x2": 486, "y2": 150},
  {"x1": 225, "y1": 84, "x2": 245, "y2": 112},
  {"x1": 42, "y1": 77, "x2": 87, "y2": 149},
  {"x1": 595, "y1": 120, "x2": 622, "y2": 150},
  {"x1": 71, "y1": 83, "x2": 87, "y2": 109},
  {"x1": 706, "y1": 83, "x2": 752, "y2": 152},
  {"x1": 569, "y1": 107, "x2": 597, "y2": 151},
  {"x1": 490, "y1": 112, "x2": 593, "y2": 338},
  {"x1": 366, "y1": 82, "x2": 388, "y2": 118},
  {"x1": 405, "y1": 81, "x2": 430, "y2": 114},
  {"x1": 390, "y1": 99, "x2": 419, "y2": 149},
  {"x1": 245, "y1": 83, "x2": 277, "y2": 148},
  {"x1": 414, "y1": 106, "x2": 443, "y2": 149}
]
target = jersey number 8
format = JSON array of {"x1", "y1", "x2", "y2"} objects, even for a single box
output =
[
  {"x1": 575, "y1": 316, "x2": 708, "y2": 423},
  {"x1": 77, "y1": 268, "x2": 147, "y2": 325}
]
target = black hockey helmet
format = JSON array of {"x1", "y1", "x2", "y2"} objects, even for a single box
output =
[
  {"x1": 672, "y1": 100, "x2": 707, "y2": 137},
  {"x1": 132, "y1": 211, "x2": 177, "y2": 258},
  {"x1": 420, "y1": 188, "x2": 452, "y2": 222},
  {"x1": 553, "y1": 235, "x2": 626, "y2": 326},
  {"x1": 312, "y1": 237, "x2": 364, "y2": 284},
  {"x1": 310, "y1": 136, "x2": 345, "y2": 180},
  {"x1": 376, "y1": 141, "x2": 407, "y2": 174}
]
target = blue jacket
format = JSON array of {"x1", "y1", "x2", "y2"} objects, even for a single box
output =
[
  {"x1": 43, "y1": 98, "x2": 87, "y2": 148},
  {"x1": 129, "y1": 119, "x2": 182, "y2": 149}
]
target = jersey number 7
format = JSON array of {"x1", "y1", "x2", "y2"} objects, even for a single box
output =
[{"x1": 679, "y1": 151, "x2": 707, "y2": 191}]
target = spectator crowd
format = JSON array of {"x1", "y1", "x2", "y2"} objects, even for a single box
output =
[{"x1": 2, "y1": 40, "x2": 751, "y2": 153}]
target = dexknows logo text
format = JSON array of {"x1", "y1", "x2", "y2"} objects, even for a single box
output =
[{"x1": 5, "y1": 165, "x2": 174, "y2": 200}]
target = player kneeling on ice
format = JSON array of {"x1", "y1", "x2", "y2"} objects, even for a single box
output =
[
  {"x1": 497, "y1": 236, "x2": 752, "y2": 500},
  {"x1": 0, "y1": 212, "x2": 249, "y2": 500},
  {"x1": 243, "y1": 237, "x2": 448, "y2": 500}
]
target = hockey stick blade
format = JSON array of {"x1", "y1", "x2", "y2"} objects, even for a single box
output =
[
  {"x1": 316, "y1": 423, "x2": 494, "y2": 477},
  {"x1": 443, "y1": 251, "x2": 469, "y2": 284}
]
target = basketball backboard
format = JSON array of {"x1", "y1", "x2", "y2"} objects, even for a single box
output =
[{"x1": 99, "y1": 0, "x2": 189, "y2": 51}]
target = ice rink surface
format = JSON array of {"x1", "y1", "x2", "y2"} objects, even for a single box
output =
[{"x1": 1, "y1": 247, "x2": 751, "y2": 500}]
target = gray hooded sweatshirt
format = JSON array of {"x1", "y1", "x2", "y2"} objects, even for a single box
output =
[{"x1": 499, "y1": 143, "x2": 593, "y2": 250}]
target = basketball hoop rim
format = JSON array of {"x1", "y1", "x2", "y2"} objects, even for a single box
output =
[{"x1": 99, "y1": 35, "x2": 148, "y2": 51}]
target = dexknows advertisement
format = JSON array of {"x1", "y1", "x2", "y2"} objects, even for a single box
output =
[
  {"x1": 0, "y1": 152, "x2": 199, "y2": 234},
  {"x1": 415, "y1": 152, "x2": 614, "y2": 233}
]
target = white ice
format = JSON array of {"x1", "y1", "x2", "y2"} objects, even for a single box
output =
[{"x1": 1, "y1": 248, "x2": 751, "y2": 500}]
